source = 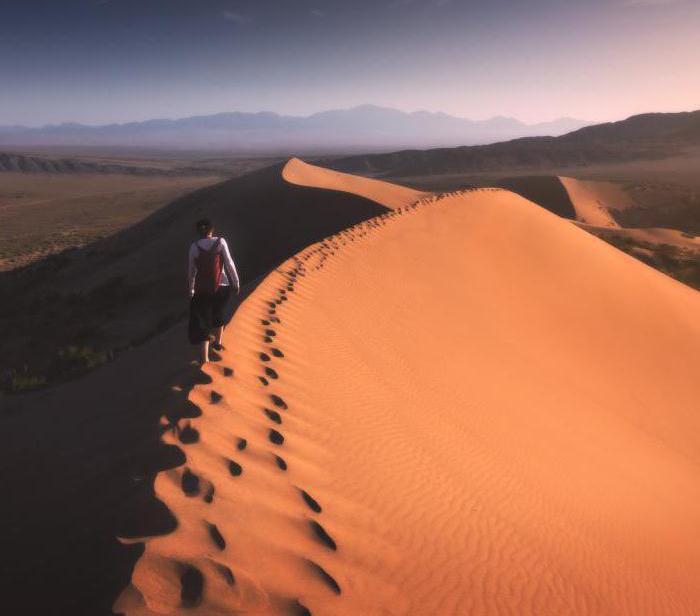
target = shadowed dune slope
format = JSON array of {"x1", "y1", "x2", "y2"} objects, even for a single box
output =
[
  {"x1": 120, "y1": 187, "x2": 700, "y2": 615},
  {"x1": 496, "y1": 175, "x2": 577, "y2": 219},
  {"x1": 1, "y1": 320, "x2": 209, "y2": 615},
  {"x1": 0, "y1": 159, "x2": 391, "y2": 388}
]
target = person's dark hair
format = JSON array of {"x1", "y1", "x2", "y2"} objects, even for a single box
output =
[{"x1": 196, "y1": 218, "x2": 213, "y2": 238}]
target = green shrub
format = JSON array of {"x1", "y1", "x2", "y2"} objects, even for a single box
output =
[
  {"x1": 53, "y1": 345, "x2": 109, "y2": 376},
  {"x1": 2, "y1": 369, "x2": 47, "y2": 393}
]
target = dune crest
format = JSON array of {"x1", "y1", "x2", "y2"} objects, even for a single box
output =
[
  {"x1": 559, "y1": 176, "x2": 625, "y2": 227},
  {"x1": 118, "y1": 170, "x2": 700, "y2": 615},
  {"x1": 282, "y1": 157, "x2": 428, "y2": 209}
]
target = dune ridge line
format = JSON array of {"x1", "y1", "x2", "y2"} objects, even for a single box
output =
[
  {"x1": 116, "y1": 162, "x2": 700, "y2": 615},
  {"x1": 114, "y1": 167, "x2": 449, "y2": 615}
]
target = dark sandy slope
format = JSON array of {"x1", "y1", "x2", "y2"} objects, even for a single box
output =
[{"x1": 0, "y1": 161, "x2": 388, "y2": 391}]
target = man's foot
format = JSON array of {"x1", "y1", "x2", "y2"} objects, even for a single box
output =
[{"x1": 212, "y1": 342, "x2": 225, "y2": 351}]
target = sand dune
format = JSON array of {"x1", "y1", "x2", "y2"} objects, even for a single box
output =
[
  {"x1": 283, "y1": 157, "x2": 427, "y2": 209},
  {"x1": 0, "y1": 159, "x2": 395, "y2": 391},
  {"x1": 118, "y1": 169, "x2": 700, "y2": 614},
  {"x1": 497, "y1": 175, "x2": 626, "y2": 227},
  {"x1": 559, "y1": 176, "x2": 626, "y2": 227},
  {"x1": 0, "y1": 160, "x2": 413, "y2": 613}
]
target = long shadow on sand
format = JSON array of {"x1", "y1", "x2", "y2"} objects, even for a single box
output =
[{"x1": 0, "y1": 281, "x2": 260, "y2": 615}]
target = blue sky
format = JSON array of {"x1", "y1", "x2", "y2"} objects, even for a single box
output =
[{"x1": 1, "y1": 0, "x2": 698, "y2": 125}]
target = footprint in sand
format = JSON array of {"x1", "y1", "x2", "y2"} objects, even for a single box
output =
[
  {"x1": 274, "y1": 455, "x2": 288, "y2": 471},
  {"x1": 264, "y1": 367, "x2": 278, "y2": 380},
  {"x1": 237, "y1": 437, "x2": 247, "y2": 451},
  {"x1": 264, "y1": 408, "x2": 282, "y2": 424},
  {"x1": 292, "y1": 599, "x2": 312, "y2": 616},
  {"x1": 298, "y1": 489, "x2": 322, "y2": 513},
  {"x1": 307, "y1": 560, "x2": 341, "y2": 595},
  {"x1": 270, "y1": 394, "x2": 287, "y2": 409},
  {"x1": 270, "y1": 348, "x2": 284, "y2": 358},
  {"x1": 180, "y1": 565, "x2": 204, "y2": 607},
  {"x1": 269, "y1": 429, "x2": 284, "y2": 445},
  {"x1": 182, "y1": 469, "x2": 200, "y2": 496},
  {"x1": 309, "y1": 521, "x2": 337, "y2": 551},
  {"x1": 178, "y1": 422, "x2": 200, "y2": 444},
  {"x1": 223, "y1": 367, "x2": 234, "y2": 377},
  {"x1": 210, "y1": 391, "x2": 223, "y2": 404},
  {"x1": 228, "y1": 460, "x2": 243, "y2": 476},
  {"x1": 212, "y1": 562, "x2": 235, "y2": 586},
  {"x1": 260, "y1": 352, "x2": 271, "y2": 362},
  {"x1": 206, "y1": 522, "x2": 226, "y2": 551}
]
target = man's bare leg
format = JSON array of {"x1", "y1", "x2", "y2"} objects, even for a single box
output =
[{"x1": 201, "y1": 339, "x2": 210, "y2": 364}]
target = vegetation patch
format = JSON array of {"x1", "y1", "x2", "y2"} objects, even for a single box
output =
[{"x1": 589, "y1": 230, "x2": 700, "y2": 291}]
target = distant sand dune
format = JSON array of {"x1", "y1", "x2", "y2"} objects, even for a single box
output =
[
  {"x1": 283, "y1": 157, "x2": 427, "y2": 209},
  {"x1": 497, "y1": 175, "x2": 626, "y2": 227},
  {"x1": 117, "y1": 164, "x2": 700, "y2": 615},
  {"x1": 559, "y1": 176, "x2": 626, "y2": 227}
]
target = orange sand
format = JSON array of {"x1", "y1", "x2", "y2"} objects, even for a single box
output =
[
  {"x1": 559, "y1": 176, "x2": 624, "y2": 227},
  {"x1": 117, "y1": 163, "x2": 700, "y2": 615},
  {"x1": 283, "y1": 157, "x2": 427, "y2": 209}
]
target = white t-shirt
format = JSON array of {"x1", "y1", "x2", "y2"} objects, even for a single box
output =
[{"x1": 188, "y1": 236, "x2": 240, "y2": 294}]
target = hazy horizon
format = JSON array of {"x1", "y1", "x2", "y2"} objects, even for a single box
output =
[
  {"x1": 1, "y1": 103, "x2": 594, "y2": 130},
  {"x1": 2, "y1": 0, "x2": 700, "y2": 127}
]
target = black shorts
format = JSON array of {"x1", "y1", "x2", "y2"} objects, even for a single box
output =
[{"x1": 188, "y1": 286, "x2": 232, "y2": 344}]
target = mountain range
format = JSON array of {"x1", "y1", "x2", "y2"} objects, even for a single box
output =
[
  {"x1": 0, "y1": 105, "x2": 589, "y2": 152},
  {"x1": 329, "y1": 110, "x2": 700, "y2": 176}
]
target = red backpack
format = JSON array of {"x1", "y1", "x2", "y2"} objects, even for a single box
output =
[{"x1": 194, "y1": 238, "x2": 223, "y2": 295}]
